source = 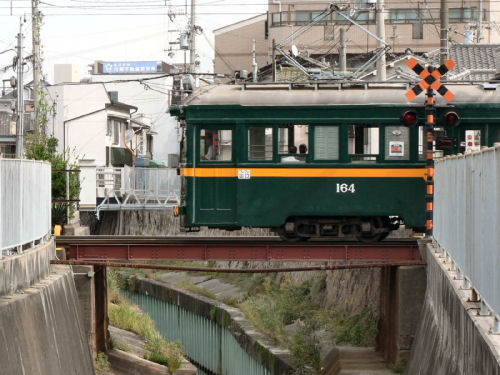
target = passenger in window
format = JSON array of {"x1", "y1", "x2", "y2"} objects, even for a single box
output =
[
  {"x1": 282, "y1": 145, "x2": 301, "y2": 162},
  {"x1": 203, "y1": 138, "x2": 215, "y2": 160},
  {"x1": 299, "y1": 144, "x2": 308, "y2": 154}
]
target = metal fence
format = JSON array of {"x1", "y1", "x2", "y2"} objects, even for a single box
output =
[
  {"x1": 122, "y1": 290, "x2": 273, "y2": 375},
  {"x1": 96, "y1": 166, "x2": 180, "y2": 216},
  {"x1": 0, "y1": 159, "x2": 51, "y2": 259},
  {"x1": 434, "y1": 144, "x2": 500, "y2": 319}
]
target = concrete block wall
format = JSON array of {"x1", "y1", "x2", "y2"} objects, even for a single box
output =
[
  {"x1": 406, "y1": 243, "x2": 500, "y2": 374},
  {"x1": 0, "y1": 237, "x2": 54, "y2": 297},
  {"x1": 0, "y1": 265, "x2": 95, "y2": 374}
]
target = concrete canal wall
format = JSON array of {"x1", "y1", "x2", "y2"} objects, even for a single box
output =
[
  {"x1": 0, "y1": 239, "x2": 95, "y2": 375},
  {"x1": 127, "y1": 276, "x2": 295, "y2": 374},
  {"x1": 406, "y1": 243, "x2": 500, "y2": 374}
]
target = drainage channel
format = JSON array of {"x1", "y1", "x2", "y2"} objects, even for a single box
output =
[{"x1": 121, "y1": 277, "x2": 294, "y2": 375}]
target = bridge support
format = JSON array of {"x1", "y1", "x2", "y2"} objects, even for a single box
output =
[
  {"x1": 73, "y1": 265, "x2": 109, "y2": 357},
  {"x1": 378, "y1": 265, "x2": 426, "y2": 365}
]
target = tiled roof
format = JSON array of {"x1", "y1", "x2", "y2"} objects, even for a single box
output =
[{"x1": 447, "y1": 44, "x2": 500, "y2": 81}]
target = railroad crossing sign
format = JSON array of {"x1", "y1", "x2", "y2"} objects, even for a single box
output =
[
  {"x1": 405, "y1": 58, "x2": 455, "y2": 101},
  {"x1": 403, "y1": 57, "x2": 456, "y2": 238}
]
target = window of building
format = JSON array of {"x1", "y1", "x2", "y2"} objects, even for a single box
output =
[
  {"x1": 314, "y1": 126, "x2": 339, "y2": 160},
  {"x1": 248, "y1": 127, "x2": 273, "y2": 161},
  {"x1": 385, "y1": 126, "x2": 410, "y2": 160},
  {"x1": 278, "y1": 124, "x2": 308, "y2": 163},
  {"x1": 324, "y1": 25, "x2": 335, "y2": 40},
  {"x1": 295, "y1": 11, "x2": 311, "y2": 25},
  {"x1": 390, "y1": 9, "x2": 421, "y2": 23},
  {"x1": 450, "y1": 7, "x2": 477, "y2": 22},
  {"x1": 413, "y1": 22, "x2": 424, "y2": 39},
  {"x1": 272, "y1": 12, "x2": 281, "y2": 26},
  {"x1": 200, "y1": 129, "x2": 232, "y2": 161},
  {"x1": 348, "y1": 124, "x2": 379, "y2": 161},
  {"x1": 311, "y1": 11, "x2": 328, "y2": 24},
  {"x1": 107, "y1": 118, "x2": 125, "y2": 146}
]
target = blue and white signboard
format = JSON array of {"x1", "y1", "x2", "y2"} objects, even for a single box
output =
[{"x1": 102, "y1": 61, "x2": 158, "y2": 74}]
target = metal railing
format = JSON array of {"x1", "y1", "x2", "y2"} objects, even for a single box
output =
[
  {"x1": 0, "y1": 159, "x2": 51, "y2": 259},
  {"x1": 123, "y1": 290, "x2": 274, "y2": 375},
  {"x1": 434, "y1": 144, "x2": 500, "y2": 321},
  {"x1": 96, "y1": 166, "x2": 180, "y2": 217}
]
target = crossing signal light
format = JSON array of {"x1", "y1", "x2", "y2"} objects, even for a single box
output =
[
  {"x1": 400, "y1": 109, "x2": 418, "y2": 127},
  {"x1": 442, "y1": 109, "x2": 461, "y2": 127}
]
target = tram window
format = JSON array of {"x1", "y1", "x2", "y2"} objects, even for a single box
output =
[
  {"x1": 385, "y1": 126, "x2": 410, "y2": 160},
  {"x1": 314, "y1": 126, "x2": 339, "y2": 160},
  {"x1": 248, "y1": 127, "x2": 273, "y2": 160},
  {"x1": 494, "y1": 128, "x2": 500, "y2": 143},
  {"x1": 348, "y1": 124, "x2": 379, "y2": 161},
  {"x1": 200, "y1": 129, "x2": 232, "y2": 161},
  {"x1": 278, "y1": 125, "x2": 308, "y2": 163}
]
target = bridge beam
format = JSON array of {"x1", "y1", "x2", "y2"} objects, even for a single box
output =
[{"x1": 57, "y1": 237, "x2": 423, "y2": 262}]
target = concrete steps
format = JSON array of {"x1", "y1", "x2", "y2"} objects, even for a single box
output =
[{"x1": 337, "y1": 347, "x2": 395, "y2": 375}]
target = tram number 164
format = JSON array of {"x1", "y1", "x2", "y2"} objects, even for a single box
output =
[{"x1": 336, "y1": 183, "x2": 356, "y2": 194}]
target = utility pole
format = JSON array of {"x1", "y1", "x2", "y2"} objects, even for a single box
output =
[
  {"x1": 189, "y1": 0, "x2": 196, "y2": 73},
  {"x1": 32, "y1": 0, "x2": 40, "y2": 136},
  {"x1": 477, "y1": 0, "x2": 482, "y2": 43},
  {"x1": 15, "y1": 19, "x2": 24, "y2": 159},
  {"x1": 252, "y1": 39, "x2": 258, "y2": 82},
  {"x1": 376, "y1": 0, "x2": 386, "y2": 81},
  {"x1": 440, "y1": 0, "x2": 449, "y2": 64},
  {"x1": 272, "y1": 39, "x2": 276, "y2": 82},
  {"x1": 339, "y1": 28, "x2": 347, "y2": 75}
]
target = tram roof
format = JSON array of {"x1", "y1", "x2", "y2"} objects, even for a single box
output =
[{"x1": 183, "y1": 83, "x2": 500, "y2": 107}]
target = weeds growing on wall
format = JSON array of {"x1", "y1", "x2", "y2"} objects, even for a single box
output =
[
  {"x1": 108, "y1": 267, "x2": 379, "y2": 375},
  {"x1": 107, "y1": 270, "x2": 184, "y2": 372}
]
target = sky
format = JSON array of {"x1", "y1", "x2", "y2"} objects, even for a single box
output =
[{"x1": 0, "y1": 0, "x2": 268, "y2": 83}]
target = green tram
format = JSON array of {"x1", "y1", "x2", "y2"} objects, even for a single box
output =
[{"x1": 170, "y1": 83, "x2": 500, "y2": 240}]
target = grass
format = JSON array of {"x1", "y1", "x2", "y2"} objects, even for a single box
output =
[
  {"x1": 108, "y1": 271, "x2": 184, "y2": 372},
  {"x1": 109, "y1": 266, "x2": 380, "y2": 375},
  {"x1": 109, "y1": 337, "x2": 130, "y2": 352},
  {"x1": 95, "y1": 352, "x2": 111, "y2": 374}
]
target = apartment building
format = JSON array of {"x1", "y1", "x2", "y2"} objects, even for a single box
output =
[{"x1": 214, "y1": 0, "x2": 500, "y2": 75}]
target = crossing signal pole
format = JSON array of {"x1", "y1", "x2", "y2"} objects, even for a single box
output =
[{"x1": 405, "y1": 58, "x2": 455, "y2": 237}]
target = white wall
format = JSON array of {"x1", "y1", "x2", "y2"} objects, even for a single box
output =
[
  {"x1": 48, "y1": 84, "x2": 111, "y2": 162},
  {"x1": 91, "y1": 75, "x2": 179, "y2": 164}
]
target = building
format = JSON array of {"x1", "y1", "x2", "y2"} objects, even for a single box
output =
[
  {"x1": 47, "y1": 83, "x2": 147, "y2": 168},
  {"x1": 0, "y1": 86, "x2": 34, "y2": 158},
  {"x1": 214, "y1": 0, "x2": 500, "y2": 76},
  {"x1": 89, "y1": 61, "x2": 181, "y2": 166}
]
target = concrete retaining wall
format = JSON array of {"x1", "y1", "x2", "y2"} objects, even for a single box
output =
[
  {"x1": 0, "y1": 238, "x2": 54, "y2": 296},
  {"x1": 406, "y1": 243, "x2": 500, "y2": 374},
  {"x1": 0, "y1": 265, "x2": 95, "y2": 375},
  {"x1": 128, "y1": 276, "x2": 295, "y2": 374}
]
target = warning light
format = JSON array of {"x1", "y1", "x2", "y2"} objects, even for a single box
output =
[
  {"x1": 400, "y1": 109, "x2": 418, "y2": 127},
  {"x1": 442, "y1": 110, "x2": 461, "y2": 127}
]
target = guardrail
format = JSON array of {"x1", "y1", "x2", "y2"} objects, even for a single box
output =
[
  {"x1": 434, "y1": 144, "x2": 500, "y2": 321},
  {"x1": 0, "y1": 159, "x2": 51, "y2": 259}
]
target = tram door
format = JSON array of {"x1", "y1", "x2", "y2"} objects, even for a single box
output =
[{"x1": 195, "y1": 127, "x2": 236, "y2": 224}]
